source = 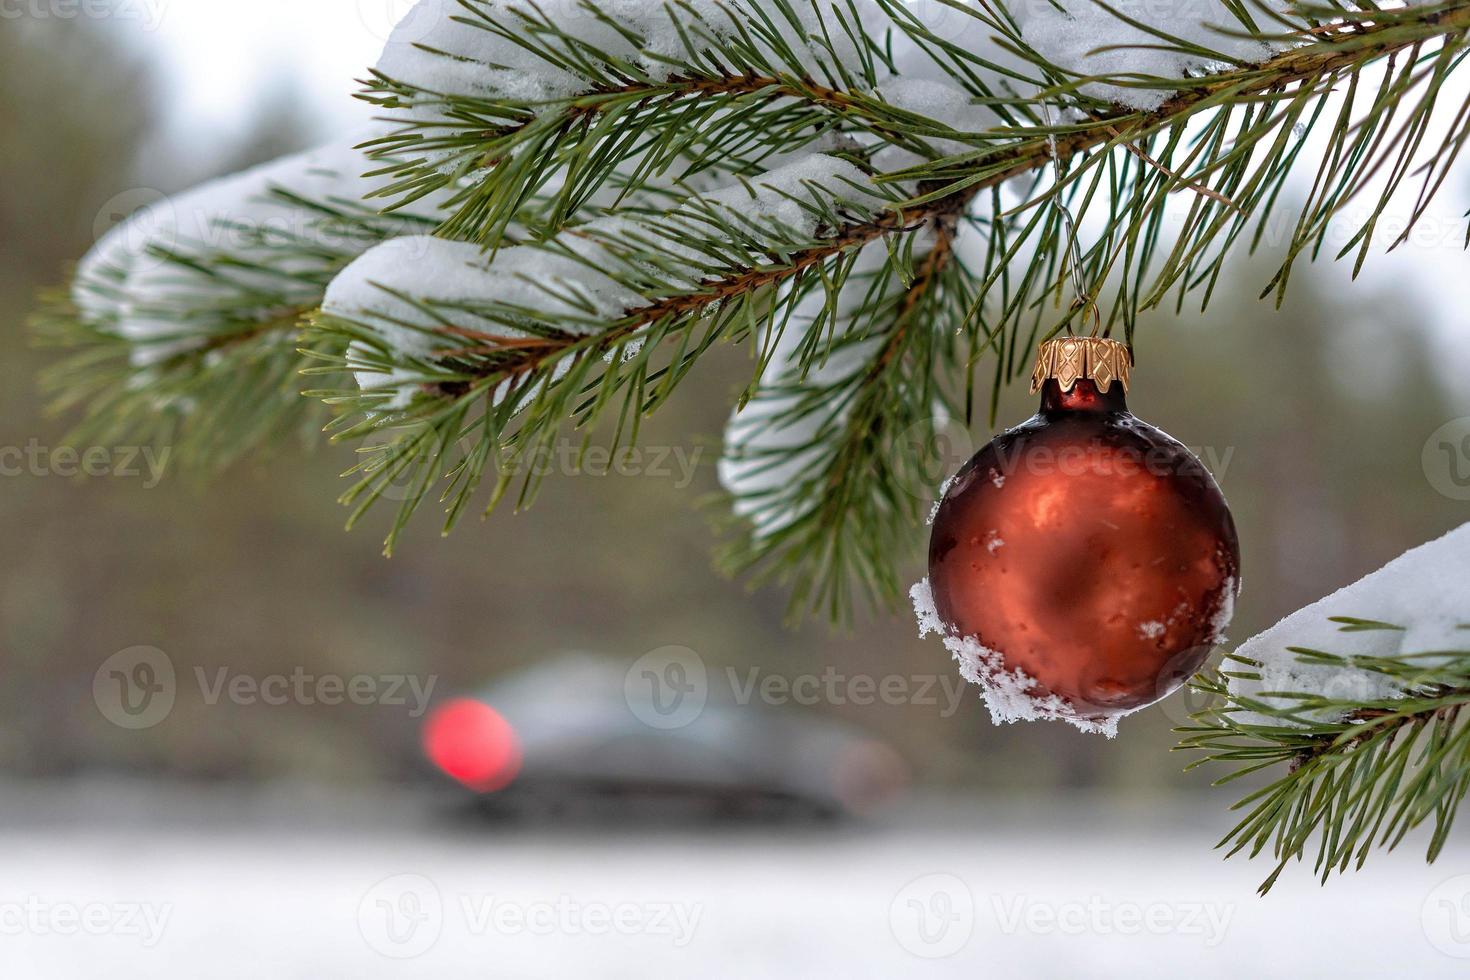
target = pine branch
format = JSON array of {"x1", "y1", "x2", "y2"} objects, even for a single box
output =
[
  {"x1": 360, "y1": 0, "x2": 908, "y2": 244},
  {"x1": 34, "y1": 294, "x2": 331, "y2": 474},
  {"x1": 372, "y1": 1, "x2": 1470, "y2": 348},
  {"x1": 716, "y1": 211, "x2": 972, "y2": 620},
  {"x1": 33, "y1": 175, "x2": 435, "y2": 473},
  {"x1": 310, "y1": 0, "x2": 1470, "y2": 605},
  {"x1": 306, "y1": 161, "x2": 906, "y2": 551},
  {"x1": 37, "y1": 0, "x2": 1470, "y2": 620},
  {"x1": 1178, "y1": 620, "x2": 1470, "y2": 894}
]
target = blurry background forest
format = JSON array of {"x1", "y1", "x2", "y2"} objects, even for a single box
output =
[{"x1": 1, "y1": 10, "x2": 1467, "y2": 795}]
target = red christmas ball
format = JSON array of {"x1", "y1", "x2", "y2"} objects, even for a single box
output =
[{"x1": 922, "y1": 338, "x2": 1239, "y2": 733}]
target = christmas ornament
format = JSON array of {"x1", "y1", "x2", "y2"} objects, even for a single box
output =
[{"x1": 916, "y1": 336, "x2": 1240, "y2": 736}]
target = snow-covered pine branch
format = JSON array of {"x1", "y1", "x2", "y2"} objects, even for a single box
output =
[
  {"x1": 70, "y1": 137, "x2": 433, "y2": 365},
  {"x1": 321, "y1": 153, "x2": 886, "y2": 402},
  {"x1": 37, "y1": 136, "x2": 442, "y2": 470},
  {"x1": 1180, "y1": 522, "x2": 1470, "y2": 892},
  {"x1": 1228, "y1": 522, "x2": 1470, "y2": 721},
  {"x1": 310, "y1": 153, "x2": 897, "y2": 547},
  {"x1": 35, "y1": 0, "x2": 1470, "y2": 615},
  {"x1": 716, "y1": 218, "x2": 979, "y2": 620}
]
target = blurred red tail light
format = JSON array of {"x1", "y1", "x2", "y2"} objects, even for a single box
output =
[{"x1": 422, "y1": 698, "x2": 522, "y2": 792}]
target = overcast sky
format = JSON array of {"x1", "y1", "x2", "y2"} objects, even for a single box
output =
[{"x1": 133, "y1": 0, "x2": 387, "y2": 136}]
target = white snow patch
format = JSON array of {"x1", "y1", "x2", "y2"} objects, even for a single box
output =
[
  {"x1": 74, "y1": 133, "x2": 446, "y2": 368},
  {"x1": 1228, "y1": 523, "x2": 1470, "y2": 725},
  {"x1": 875, "y1": 76, "x2": 996, "y2": 155},
  {"x1": 377, "y1": 0, "x2": 881, "y2": 110},
  {"x1": 1021, "y1": 0, "x2": 1297, "y2": 111},
  {"x1": 718, "y1": 214, "x2": 911, "y2": 536},
  {"x1": 911, "y1": 577, "x2": 1120, "y2": 737},
  {"x1": 1208, "y1": 574, "x2": 1236, "y2": 645},
  {"x1": 926, "y1": 469, "x2": 960, "y2": 527}
]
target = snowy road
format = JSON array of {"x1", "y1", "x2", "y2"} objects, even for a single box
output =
[{"x1": 2, "y1": 786, "x2": 1468, "y2": 978}]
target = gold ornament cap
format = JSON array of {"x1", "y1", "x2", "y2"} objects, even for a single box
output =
[{"x1": 1030, "y1": 336, "x2": 1133, "y2": 394}]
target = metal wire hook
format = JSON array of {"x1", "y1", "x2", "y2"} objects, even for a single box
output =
[{"x1": 1040, "y1": 99, "x2": 1102, "y2": 338}]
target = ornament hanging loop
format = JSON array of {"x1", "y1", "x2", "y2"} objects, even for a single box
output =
[{"x1": 1040, "y1": 99, "x2": 1102, "y2": 339}]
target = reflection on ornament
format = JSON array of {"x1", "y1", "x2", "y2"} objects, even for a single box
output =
[{"x1": 916, "y1": 338, "x2": 1240, "y2": 736}]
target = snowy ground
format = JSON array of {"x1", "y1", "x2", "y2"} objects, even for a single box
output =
[{"x1": 2, "y1": 783, "x2": 1468, "y2": 978}]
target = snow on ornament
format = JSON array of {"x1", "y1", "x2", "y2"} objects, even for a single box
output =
[{"x1": 913, "y1": 337, "x2": 1240, "y2": 736}]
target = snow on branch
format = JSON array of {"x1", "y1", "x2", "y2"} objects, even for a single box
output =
[
  {"x1": 375, "y1": 0, "x2": 882, "y2": 104},
  {"x1": 72, "y1": 134, "x2": 439, "y2": 367},
  {"x1": 1020, "y1": 0, "x2": 1300, "y2": 110},
  {"x1": 717, "y1": 253, "x2": 894, "y2": 540},
  {"x1": 1227, "y1": 521, "x2": 1470, "y2": 723},
  {"x1": 36, "y1": 0, "x2": 1470, "y2": 613},
  {"x1": 1180, "y1": 522, "x2": 1470, "y2": 892},
  {"x1": 321, "y1": 153, "x2": 885, "y2": 410}
]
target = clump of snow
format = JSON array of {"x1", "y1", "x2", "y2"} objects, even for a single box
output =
[
  {"x1": 910, "y1": 577, "x2": 1120, "y2": 737},
  {"x1": 1020, "y1": 0, "x2": 1296, "y2": 111},
  {"x1": 716, "y1": 253, "x2": 889, "y2": 535},
  {"x1": 1138, "y1": 620, "x2": 1166, "y2": 640},
  {"x1": 1228, "y1": 523, "x2": 1470, "y2": 724},
  {"x1": 372, "y1": 0, "x2": 1041, "y2": 192},
  {"x1": 718, "y1": 193, "x2": 923, "y2": 537},
  {"x1": 74, "y1": 133, "x2": 444, "y2": 368},
  {"x1": 377, "y1": 0, "x2": 881, "y2": 107},
  {"x1": 325, "y1": 234, "x2": 643, "y2": 335},
  {"x1": 875, "y1": 76, "x2": 998, "y2": 156},
  {"x1": 686, "y1": 154, "x2": 878, "y2": 245},
  {"x1": 926, "y1": 470, "x2": 960, "y2": 526},
  {"x1": 324, "y1": 232, "x2": 645, "y2": 409},
  {"x1": 1208, "y1": 574, "x2": 1236, "y2": 645}
]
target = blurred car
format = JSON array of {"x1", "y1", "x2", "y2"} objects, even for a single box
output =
[{"x1": 421, "y1": 654, "x2": 910, "y2": 823}]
